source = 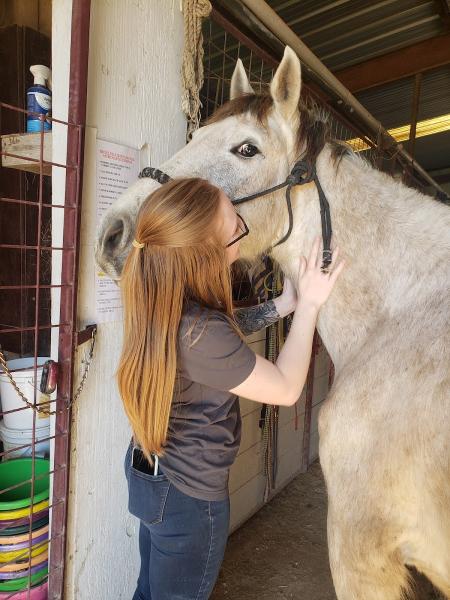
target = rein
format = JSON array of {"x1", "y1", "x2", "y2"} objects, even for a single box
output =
[{"x1": 138, "y1": 159, "x2": 333, "y2": 270}]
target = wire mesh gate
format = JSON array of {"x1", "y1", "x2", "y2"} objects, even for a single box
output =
[
  {"x1": 0, "y1": 103, "x2": 78, "y2": 600},
  {"x1": 0, "y1": 2, "x2": 91, "y2": 598}
]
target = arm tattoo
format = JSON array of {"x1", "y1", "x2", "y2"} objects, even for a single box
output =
[{"x1": 234, "y1": 300, "x2": 280, "y2": 336}]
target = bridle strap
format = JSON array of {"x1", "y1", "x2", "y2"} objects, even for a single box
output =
[
  {"x1": 232, "y1": 181, "x2": 288, "y2": 205},
  {"x1": 315, "y1": 171, "x2": 333, "y2": 268},
  {"x1": 232, "y1": 179, "x2": 293, "y2": 248},
  {"x1": 232, "y1": 159, "x2": 332, "y2": 268},
  {"x1": 138, "y1": 158, "x2": 333, "y2": 270}
]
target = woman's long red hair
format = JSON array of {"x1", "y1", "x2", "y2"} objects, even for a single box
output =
[{"x1": 117, "y1": 178, "x2": 235, "y2": 462}]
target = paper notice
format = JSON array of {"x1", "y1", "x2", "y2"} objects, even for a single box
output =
[{"x1": 95, "y1": 139, "x2": 140, "y2": 323}]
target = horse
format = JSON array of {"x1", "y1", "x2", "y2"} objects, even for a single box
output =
[{"x1": 95, "y1": 46, "x2": 450, "y2": 599}]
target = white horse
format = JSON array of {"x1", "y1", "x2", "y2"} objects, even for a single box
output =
[{"x1": 95, "y1": 47, "x2": 450, "y2": 600}]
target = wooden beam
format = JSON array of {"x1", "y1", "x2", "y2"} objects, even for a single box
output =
[
  {"x1": 409, "y1": 73, "x2": 423, "y2": 158},
  {"x1": 434, "y1": 0, "x2": 450, "y2": 30},
  {"x1": 1, "y1": 132, "x2": 52, "y2": 175},
  {"x1": 334, "y1": 34, "x2": 450, "y2": 93}
]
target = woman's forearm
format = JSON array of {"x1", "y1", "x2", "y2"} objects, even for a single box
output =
[
  {"x1": 234, "y1": 300, "x2": 281, "y2": 336},
  {"x1": 275, "y1": 300, "x2": 318, "y2": 404},
  {"x1": 234, "y1": 294, "x2": 295, "y2": 336}
]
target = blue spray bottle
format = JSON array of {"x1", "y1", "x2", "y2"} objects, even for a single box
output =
[{"x1": 27, "y1": 65, "x2": 52, "y2": 132}]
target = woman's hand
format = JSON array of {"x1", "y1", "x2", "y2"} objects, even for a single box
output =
[
  {"x1": 297, "y1": 236, "x2": 345, "y2": 311},
  {"x1": 274, "y1": 277, "x2": 297, "y2": 316}
]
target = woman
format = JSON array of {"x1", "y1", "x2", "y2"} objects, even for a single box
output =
[{"x1": 117, "y1": 177, "x2": 344, "y2": 600}]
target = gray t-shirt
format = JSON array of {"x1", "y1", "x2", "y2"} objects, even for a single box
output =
[{"x1": 158, "y1": 303, "x2": 256, "y2": 501}]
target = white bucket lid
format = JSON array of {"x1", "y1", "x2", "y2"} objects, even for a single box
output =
[{"x1": 0, "y1": 419, "x2": 50, "y2": 439}]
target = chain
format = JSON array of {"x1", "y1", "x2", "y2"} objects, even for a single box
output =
[
  {"x1": 68, "y1": 326, "x2": 97, "y2": 410},
  {"x1": 0, "y1": 326, "x2": 97, "y2": 416},
  {"x1": 0, "y1": 351, "x2": 54, "y2": 416}
]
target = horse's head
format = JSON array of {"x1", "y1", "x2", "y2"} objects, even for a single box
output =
[{"x1": 95, "y1": 47, "x2": 306, "y2": 280}]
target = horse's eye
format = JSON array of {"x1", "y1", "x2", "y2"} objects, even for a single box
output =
[{"x1": 233, "y1": 143, "x2": 260, "y2": 158}]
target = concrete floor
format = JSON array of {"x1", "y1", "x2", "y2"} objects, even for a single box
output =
[{"x1": 211, "y1": 461, "x2": 442, "y2": 600}]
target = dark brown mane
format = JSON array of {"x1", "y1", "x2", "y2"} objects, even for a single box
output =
[{"x1": 207, "y1": 93, "x2": 349, "y2": 166}]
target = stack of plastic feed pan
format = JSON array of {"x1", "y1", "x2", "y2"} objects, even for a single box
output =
[{"x1": 0, "y1": 458, "x2": 49, "y2": 599}]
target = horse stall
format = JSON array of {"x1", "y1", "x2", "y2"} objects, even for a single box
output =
[{"x1": 0, "y1": 1, "x2": 448, "y2": 599}]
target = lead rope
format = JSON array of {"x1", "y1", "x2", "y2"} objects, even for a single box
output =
[
  {"x1": 261, "y1": 264, "x2": 281, "y2": 502},
  {"x1": 180, "y1": 0, "x2": 212, "y2": 139}
]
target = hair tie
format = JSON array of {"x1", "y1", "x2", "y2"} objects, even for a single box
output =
[{"x1": 132, "y1": 239, "x2": 145, "y2": 249}]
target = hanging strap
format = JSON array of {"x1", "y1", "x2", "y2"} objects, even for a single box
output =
[{"x1": 232, "y1": 160, "x2": 333, "y2": 268}]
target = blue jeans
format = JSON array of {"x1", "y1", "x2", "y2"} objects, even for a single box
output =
[{"x1": 124, "y1": 443, "x2": 230, "y2": 600}]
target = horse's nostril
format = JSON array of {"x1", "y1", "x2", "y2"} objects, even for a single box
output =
[{"x1": 105, "y1": 220, "x2": 125, "y2": 254}]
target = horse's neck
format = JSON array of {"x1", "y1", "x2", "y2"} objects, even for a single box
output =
[{"x1": 286, "y1": 146, "x2": 450, "y2": 369}]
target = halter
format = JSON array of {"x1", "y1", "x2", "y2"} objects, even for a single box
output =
[{"x1": 138, "y1": 159, "x2": 333, "y2": 270}]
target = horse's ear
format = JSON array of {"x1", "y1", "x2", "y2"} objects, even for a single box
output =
[
  {"x1": 270, "y1": 46, "x2": 301, "y2": 121},
  {"x1": 230, "y1": 59, "x2": 255, "y2": 99}
]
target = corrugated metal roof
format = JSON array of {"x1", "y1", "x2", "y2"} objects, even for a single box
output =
[
  {"x1": 355, "y1": 65, "x2": 450, "y2": 129},
  {"x1": 205, "y1": 1, "x2": 450, "y2": 172},
  {"x1": 267, "y1": 0, "x2": 446, "y2": 71}
]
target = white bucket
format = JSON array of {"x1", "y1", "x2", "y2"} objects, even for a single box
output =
[
  {"x1": 0, "y1": 420, "x2": 50, "y2": 460},
  {"x1": 0, "y1": 357, "x2": 50, "y2": 430}
]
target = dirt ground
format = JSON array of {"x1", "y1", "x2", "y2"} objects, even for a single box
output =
[{"x1": 211, "y1": 461, "x2": 442, "y2": 600}]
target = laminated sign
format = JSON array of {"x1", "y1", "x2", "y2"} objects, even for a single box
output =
[{"x1": 96, "y1": 139, "x2": 140, "y2": 322}]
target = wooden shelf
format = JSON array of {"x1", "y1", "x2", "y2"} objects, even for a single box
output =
[{"x1": 1, "y1": 132, "x2": 52, "y2": 176}]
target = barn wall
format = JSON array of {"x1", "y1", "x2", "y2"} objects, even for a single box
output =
[{"x1": 229, "y1": 331, "x2": 331, "y2": 532}]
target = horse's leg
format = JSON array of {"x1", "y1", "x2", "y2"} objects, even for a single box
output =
[
  {"x1": 327, "y1": 509, "x2": 411, "y2": 600},
  {"x1": 413, "y1": 567, "x2": 450, "y2": 599},
  {"x1": 404, "y1": 491, "x2": 450, "y2": 599},
  {"x1": 407, "y1": 555, "x2": 450, "y2": 599}
]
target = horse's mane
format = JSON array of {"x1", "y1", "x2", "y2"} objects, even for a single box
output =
[{"x1": 207, "y1": 92, "x2": 350, "y2": 167}]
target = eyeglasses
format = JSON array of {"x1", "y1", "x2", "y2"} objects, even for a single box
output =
[{"x1": 226, "y1": 214, "x2": 249, "y2": 248}]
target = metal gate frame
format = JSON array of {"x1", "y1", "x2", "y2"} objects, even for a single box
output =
[
  {"x1": 0, "y1": 2, "x2": 91, "y2": 599},
  {"x1": 48, "y1": 1, "x2": 91, "y2": 597}
]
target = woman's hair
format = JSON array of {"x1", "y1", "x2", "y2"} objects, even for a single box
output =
[{"x1": 117, "y1": 177, "x2": 235, "y2": 462}]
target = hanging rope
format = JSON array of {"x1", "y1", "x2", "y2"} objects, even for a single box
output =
[
  {"x1": 261, "y1": 263, "x2": 283, "y2": 502},
  {"x1": 181, "y1": 0, "x2": 212, "y2": 139}
]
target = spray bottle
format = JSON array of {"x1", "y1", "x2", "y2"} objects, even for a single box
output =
[{"x1": 27, "y1": 65, "x2": 52, "y2": 132}]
